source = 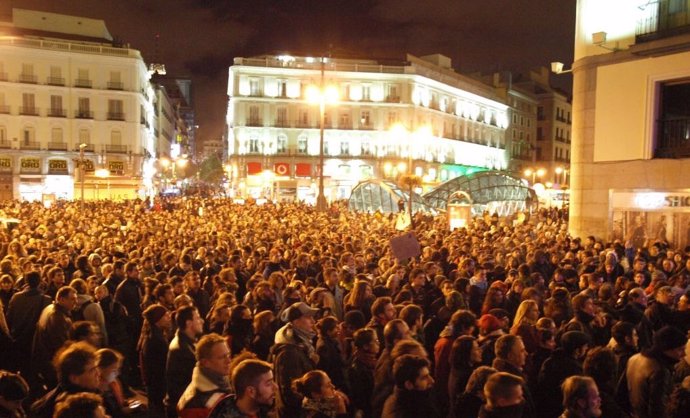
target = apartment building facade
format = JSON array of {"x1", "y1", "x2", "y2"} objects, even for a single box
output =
[{"x1": 226, "y1": 53, "x2": 511, "y2": 202}]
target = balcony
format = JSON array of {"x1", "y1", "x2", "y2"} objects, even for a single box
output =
[
  {"x1": 107, "y1": 112, "x2": 125, "y2": 121},
  {"x1": 637, "y1": 7, "x2": 690, "y2": 43},
  {"x1": 105, "y1": 144, "x2": 128, "y2": 153},
  {"x1": 19, "y1": 107, "x2": 39, "y2": 116},
  {"x1": 0, "y1": 105, "x2": 9, "y2": 114},
  {"x1": 19, "y1": 74, "x2": 37, "y2": 84},
  {"x1": 48, "y1": 108, "x2": 66, "y2": 117},
  {"x1": 385, "y1": 96, "x2": 400, "y2": 103},
  {"x1": 74, "y1": 79, "x2": 92, "y2": 88},
  {"x1": 75, "y1": 144, "x2": 95, "y2": 152},
  {"x1": 107, "y1": 81, "x2": 124, "y2": 90},
  {"x1": 0, "y1": 140, "x2": 11, "y2": 149},
  {"x1": 295, "y1": 121, "x2": 312, "y2": 128},
  {"x1": 75, "y1": 110, "x2": 94, "y2": 119},
  {"x1": 655, "y1": 117, "x2": 690, "y2": 158},
  {"x1": 47, "y1": 142, "x2": 68, "y2": 151},
  {"x1": 359, "y1": 124, "x2": 374, "y2": 130},
  {"x1": 274, "y1": 119, "x2": 290, "y2": 128},
  {"x1": 0, "y1": 72, "x2": 8, "y2": 81},
  {"x1": 246, "y1": 118, "x2": 263, "y2": 127},
  {"x1": 47, "y1": 77, "x2": 65, "y2": 86},
  {"x1": 19, "y1": 141, "x2": 41, "y2": 150}
]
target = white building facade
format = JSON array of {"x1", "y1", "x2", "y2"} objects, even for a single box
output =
[
  {"x1": 570, "y1": 0, "x2": 690, "y2": 247},
  {"x1": 0, "y1": 9, "x2": 158, "y2": 201},
  {"x1": 226, "y1": 53, "x2": 510, "y2": 202}
]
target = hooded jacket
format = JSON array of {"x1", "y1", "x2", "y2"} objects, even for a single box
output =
[
  {"x1": 271, "y1": 323, "x2": 316, "y2": 418},
  {"x1": 177, "y1": 366, "x2": 231, "y2": 418}
]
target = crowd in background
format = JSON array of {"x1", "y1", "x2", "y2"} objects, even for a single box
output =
[{"x1": 0, "y1": 198, "x2": 689, "y2": 418}]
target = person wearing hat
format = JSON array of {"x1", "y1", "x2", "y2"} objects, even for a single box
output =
[
  {"x1": 477, "y1": 314, "x2": 505, "y2": 366},
  {"x1": 272, "y1": 302, "x2": 319, "y2": 418},
  {"x1": 0, "y1": 371, "x2": 29, "y2": 418},
  {"x1": 138, "y1": 304, "x2": 171, "y2": 418},
  {"x1": 536, "y1": 331, "x2": 590, "y2": 418},
  {"x1": 623, "y1": 325, "x2": 687, "y2": 418}
]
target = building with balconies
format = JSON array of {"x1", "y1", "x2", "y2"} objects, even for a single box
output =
[
  {"x1": 570, "y1": 0, "x2": 690, "y2": 248},
  {"x1": 0, "y1": 8, "x2": 157, "y2": 200},
  {"x1": 226, "y1": 53, "x2": 511, "y2": 202}
]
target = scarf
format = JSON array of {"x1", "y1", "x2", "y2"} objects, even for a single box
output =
[
  {"x1": 291, "y1": 324, "x2": 317, "y2": 361},
  {"x1": 353, "y1": 348, "x2": 377, "y2": 369},
  {"x1": 200, "y1": 366, "x2": 231, "y2": 391},
  {"x1": 302, "y1": 397, "x2": 338, "y2": 418}
]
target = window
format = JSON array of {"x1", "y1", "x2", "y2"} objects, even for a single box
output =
[
  {"x1": 387, "y1": 112, "x2": 398, "y2": 126},
  {"x1": 108, "y1": 71, "x2": 123, "y2": 90},
  {"x1": 276, "y1": 107, "x2": 287, "y2": 126},
  {"x1": 537, "y1": 106, "x2": 544, "y2": 120},
  {"x1": 49, "y1": 66, "x2": 63, "y2": 85},
  {"x1": 277, "y1": 135, "x2": 287, "y2": 153},
  {"x1": 76, "y1": 69, "x2": 90, "y2": 87},
  {"x1": 655, "y1": 79, "x2": 690, "y2": 157},
  {"x1": 22, "y1": 127, "x2": 34, "y2": 144},
  {"x1": 362, "y1": 85, "x2": 370, "y2": 101},
  {"x1": 78, "y1": 97, "x2": 91, "y2": 118},
  {"x1": 22, "y1": 93, "x2": 35, "y2": 109},
  {"x1": 537, "y1": 127, "x2": 543, "y2": 141},
  {"x1": 339, "y1": 112, "x2": 351, "y2": 128},
  {"x1": 279, "y1": 80, "x2": 287, "y2": 97},
  {"x1": 361, "y1": 140, "x2": 371, "y2": 156},
  {"x1": 387, "y1": 85, "x2": 399, "y2": 101},
  {"x1": 361, "y1": 110, "x2": 371, "y2": 127},
  {"x1": 249, "y1": 105, "x2": 260, "y2": 125},
  {"x1": 340, "y1": 140, "x2": 349, "y2": 155},
  {"x1": 250, "y1": 79, "x2": 260, "y2": 96},
  {"x1": 50, "y1": 95, "x2": 63, "y2": 117},
  {"x1": 51, "y1": 127, "x2": 63, "y2": 143},
  {"x1": 297, "y1": 136, "x2": 307, "y2": 154},
  {"x1": 299, "y1": 109, "x2": 309, "y2": 126},
  {"x1": 108, "y1": 100, "x2": 124, "y2": 120},
  {"x1": 248, "y1": 135, "x2": 260, "y2": 153},
  {"x1": 79, "y1": 129, "x2": 90, "y2": 144}
]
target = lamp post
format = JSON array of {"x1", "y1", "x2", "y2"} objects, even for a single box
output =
[
  {"x1": 79, "y1": 143, "x2": 86, "y2": 207},
  {"x1": 523, "y1": 167, "x2": 545, "y2": 185},
  {"x1": 555, "y1": 166, "x2": 568, "y2": 186},
  {"x1": 306, "y1": 59, "x2": 338, "y2": 212}
]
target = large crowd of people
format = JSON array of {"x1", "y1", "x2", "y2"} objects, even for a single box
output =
[{"x1": 0, "y1": 197, "x2": 689, "y2": 418}]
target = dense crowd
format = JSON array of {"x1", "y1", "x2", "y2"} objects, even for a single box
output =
[{"x1": 0, "y1": 198, "x2": 689, "y2": 418}]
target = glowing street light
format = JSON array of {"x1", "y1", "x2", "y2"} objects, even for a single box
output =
[
  {"x1": 524, "y1": 167, "x2": 545, "y2": 185},
  {"x1": 306, "y1": 58, "x2": 339, "y2": 212}
]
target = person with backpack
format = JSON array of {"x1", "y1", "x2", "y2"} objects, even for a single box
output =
[{"x1": 70, "y1": 278, "x2": 108, "y2": 346}]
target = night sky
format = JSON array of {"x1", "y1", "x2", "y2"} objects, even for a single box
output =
[{"x1": 6, "y1": 0, "x2": 577, "y2": 153}]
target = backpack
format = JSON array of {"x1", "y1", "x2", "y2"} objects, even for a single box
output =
[{"x1": 72, "y1": 299, "x2": 93, "y2": 321}]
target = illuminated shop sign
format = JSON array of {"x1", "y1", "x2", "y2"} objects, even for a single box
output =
[
  {"x1": 48, "y1": 159, "x2": 68, "y2": 175},
  {"x1": 611, "y1": 191, "x2": 690, "y2": 211},
  {"x1": 0, "y1": 157, "x2": 12, "y2": 172},
  {"x1": 20, "y1": 158, "x2": 41, "y2": 174},
  {"x1": 109, "y1": 161, "x2": 125, "y2": 175}
]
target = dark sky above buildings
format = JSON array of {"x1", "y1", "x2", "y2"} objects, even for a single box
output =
[{"x1": 7, "y1": 0, "x2": 577, "y2": 152}]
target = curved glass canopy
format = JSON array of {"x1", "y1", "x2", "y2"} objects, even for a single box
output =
[
  {"x1": 422, "y1": 170, "x2": 536, "y2": 216},
  {"x1": 348, "y1": 180, "x2": 435, "y2": 214},
  {"x1": 348, "y1": 171, "x2": 536, "y2": 217}
]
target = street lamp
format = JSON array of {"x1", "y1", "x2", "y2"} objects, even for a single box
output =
[
  {"x1": 523, "y1": 167, "x2": 545, "y2": 185},
  {"x1": 79, "y1": 143, "x2": 86, "y2": 207},
  {"x1": 306, "y1": 58, "x2": 339, "y2": 212},
  {"x1": 555, "y1": 166, "x2": 569, "y2": 186}
]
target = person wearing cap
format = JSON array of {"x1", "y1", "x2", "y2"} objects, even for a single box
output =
[
  {"x1": 139, "y1": 304, "x2": 172, "y2": 418},
  {"x1": 272, "y1": 301, "x2": 319, "y2": 418},
  {"x1": 0, "y1": 371, "x2": 29, "y2": 418},
  {"x1": 478, "y1": 314, "x2": 505, "y2": 366},
  {"x1": 536, "y1": 331, "x2": 590, "y2": 418},
  {"x1": 624, "y1": 325, "x2": 687, "y2": 418}
]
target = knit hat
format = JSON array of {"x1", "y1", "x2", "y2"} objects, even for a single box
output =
[
  {"x1": 144, "y1": 304, "x2": 168, "y2": 325},
  {"x1": 478, "y1": 314, "x2": 502, "y2": 333},
  {"x1": 653, "y1": 325, "x2": 687, "y2": 352}
]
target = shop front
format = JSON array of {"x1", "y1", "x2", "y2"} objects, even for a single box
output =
[{"x1": 609, "y1": 189, "x2": 690, "y2": 250}]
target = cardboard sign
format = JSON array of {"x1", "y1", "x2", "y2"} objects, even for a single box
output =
[{"x1": 390, "y1": 232, "x2": 421, "y2": 261}]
